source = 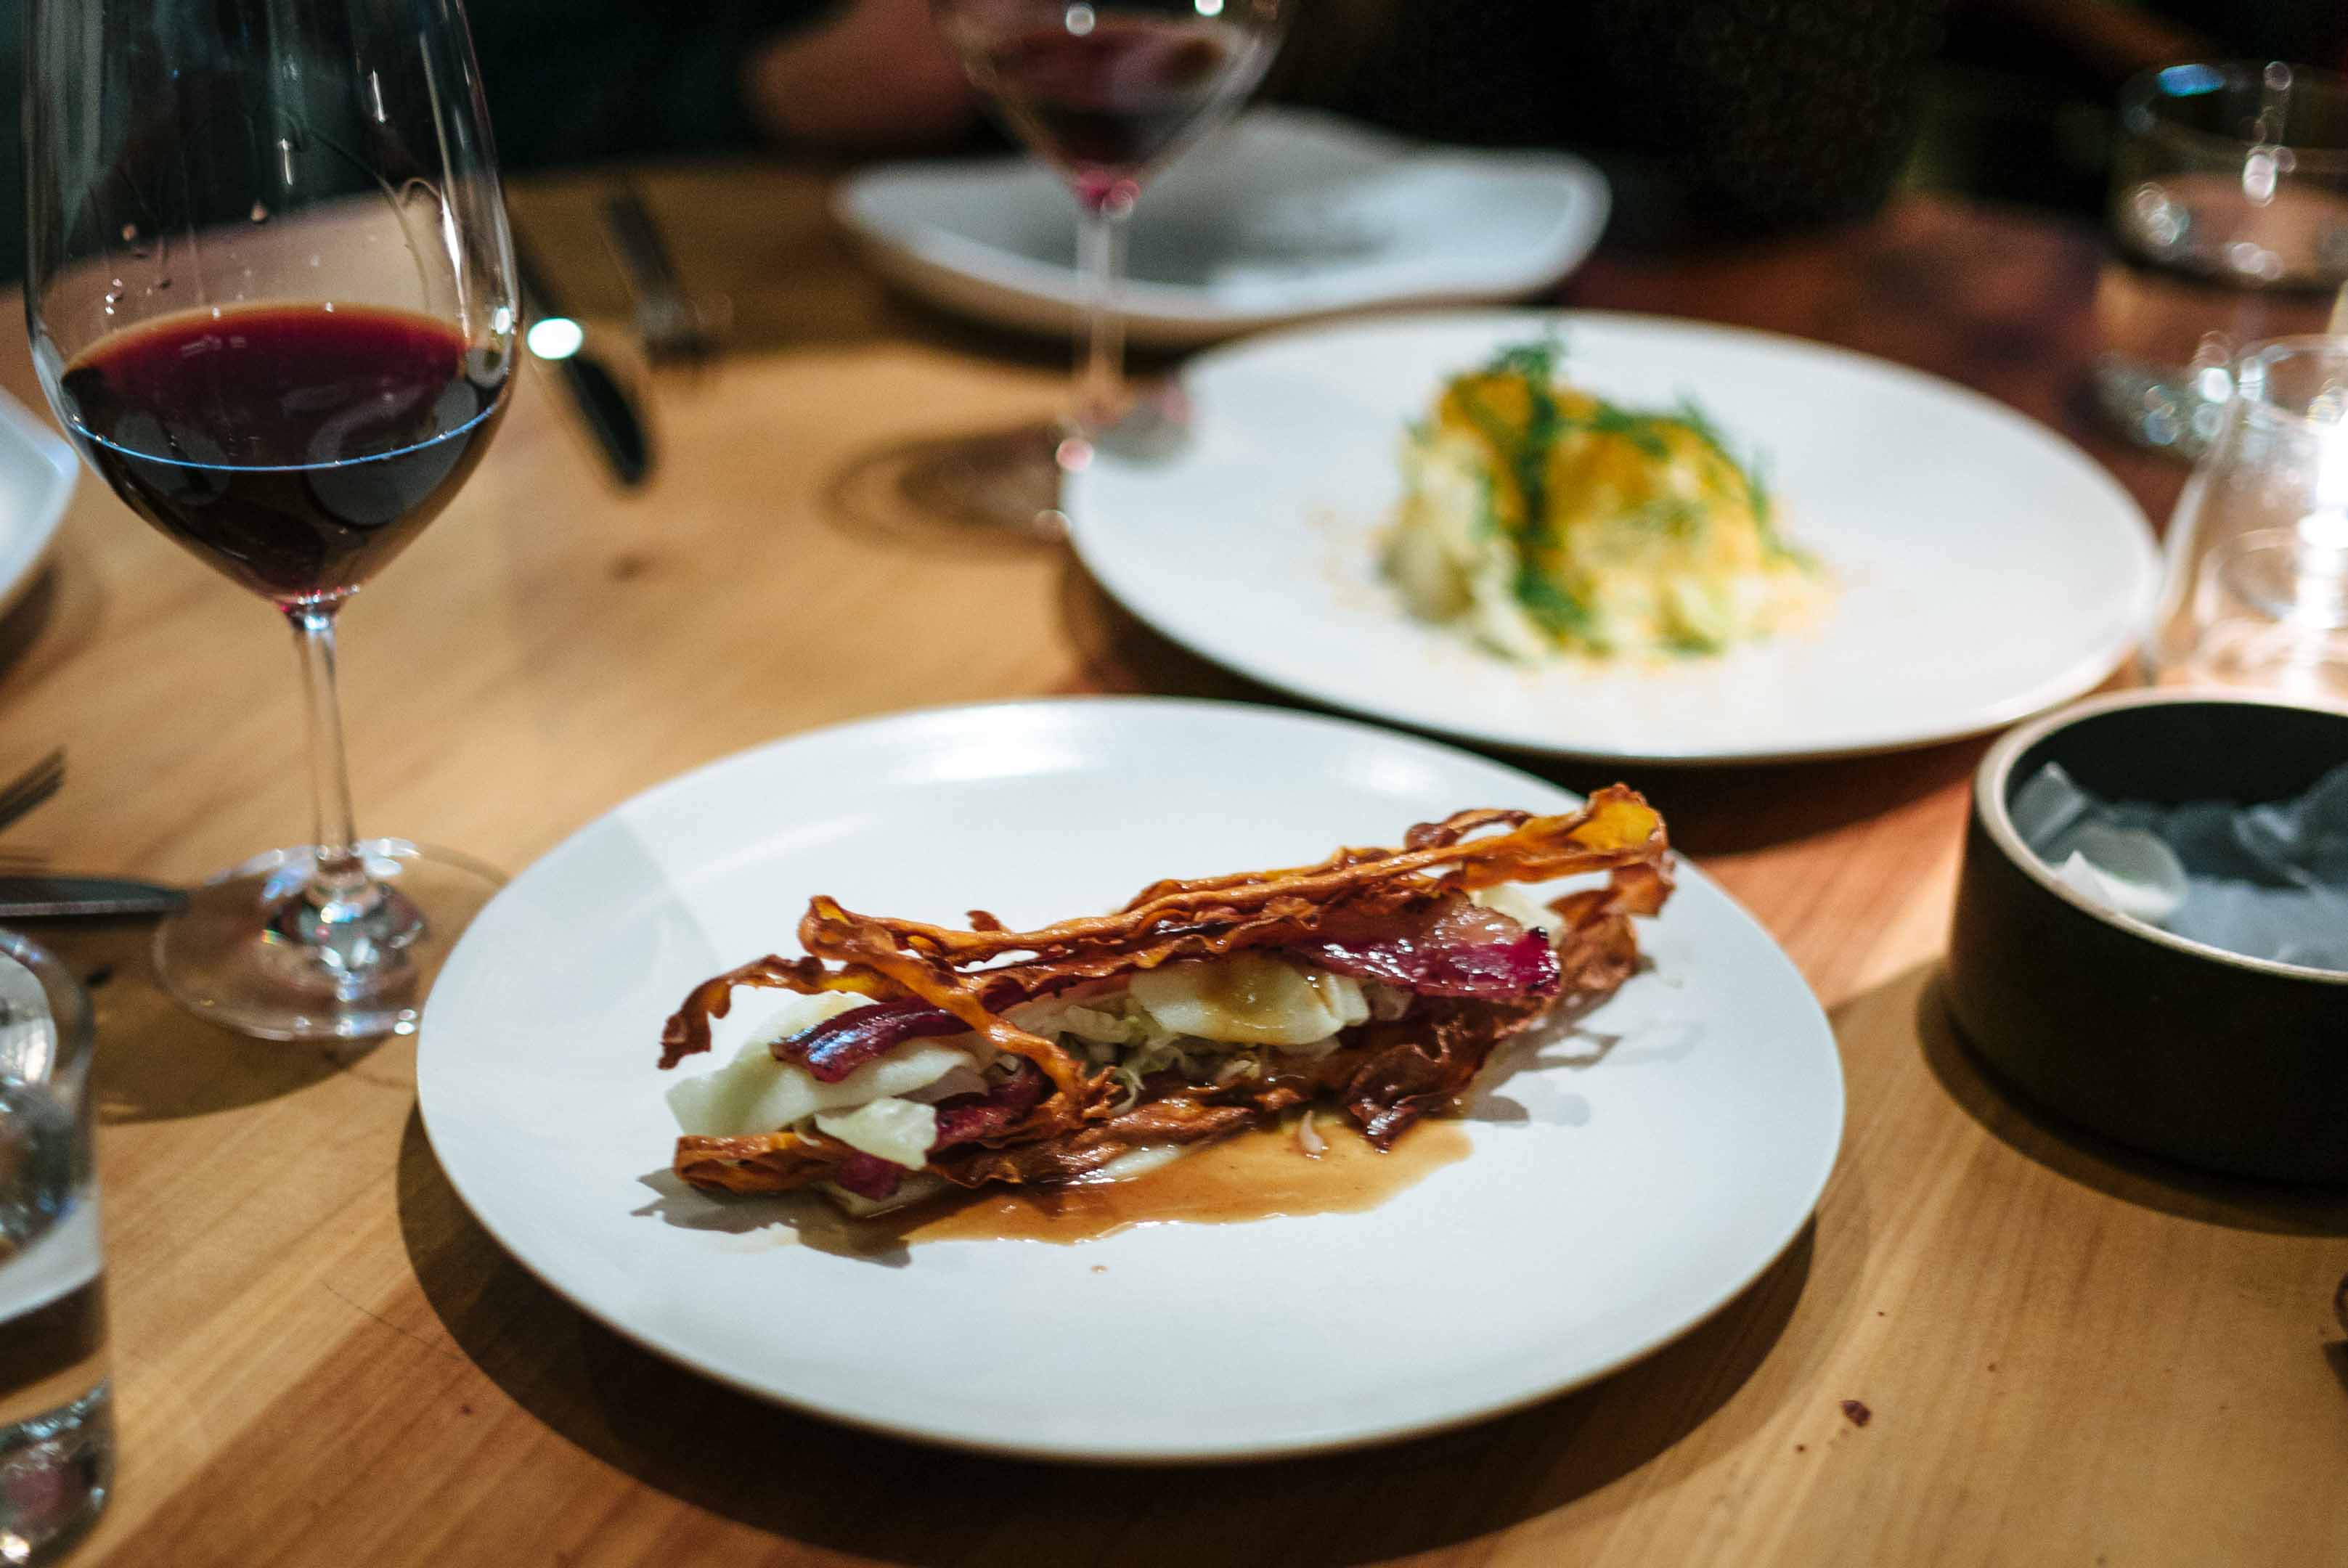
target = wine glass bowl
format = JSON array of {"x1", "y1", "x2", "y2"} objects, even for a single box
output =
[
  {"x1": 936, "y1": 0, "x2": 1284, "y2": 213},
  {"x1": 24, "y1": 0, "x2": 518, "y2": 1039},
  {"x1": 52, "y1": 299, "x2": 506, "y2": 606}
]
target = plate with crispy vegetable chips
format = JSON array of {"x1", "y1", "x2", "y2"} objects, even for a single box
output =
[
  {"x1": 417, "y1": 698, "x2": 1841, "y2": 1460},
  {"x1": 1067, "y1": 311, "x2": 2157, "y2": 762}
]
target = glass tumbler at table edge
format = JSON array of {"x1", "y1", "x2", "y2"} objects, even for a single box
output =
[
  {"x1": 23, "y1": 0, "x2": 519, "y2": 1040},
  {"x1": 2143, "y1": 334, "x2": 2348, "y2": 701},
  {"x1": 2093, "y1": 60, "x2": 2348, "y2": 457},
  {"x1": 0, "y1": 931, "x2": 108, "y2": 1566},
  {"x1": 928, "y1": 0, "x2": 1289, "y2": 536}
]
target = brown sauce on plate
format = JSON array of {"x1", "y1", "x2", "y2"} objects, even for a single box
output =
[{"x1": 900, "y1": 1115, "x2": 1471, "y2": 1245}]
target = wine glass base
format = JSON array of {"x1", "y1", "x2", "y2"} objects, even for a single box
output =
[
  {"x1": 1083, "y1": 380, "x2": 1193, "y2": 464},
  {"x1": 864, "y1": 391, "x2": 1194, "y2": 543},
  {"x1": 2145, "y1": 629, "x2": 2348, "y2": 703},
  {"x1": 152, "y1": 838, "x2": 504, "y2": 1042},
  {"x1": 887, "y1": 422, "x2": 1070, "y2": 542}
]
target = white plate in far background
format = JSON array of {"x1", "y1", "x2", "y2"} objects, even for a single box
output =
[
  {"x1": 416, "y1": 698, "x2": 1843, "y2": 1462},
  {"x1": 1066, "y1": 311, "x2": 2161, "y2": 763},
  {"x1": 0, "y1": 389, "x2": 78, "y2": 619},
  {"x1": 834, "y1": 110, "x2": 1610, "y2": 348}
]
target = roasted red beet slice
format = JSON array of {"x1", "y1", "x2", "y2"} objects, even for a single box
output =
[
  {"x1": 831, "y1": 1151, "x2": 905, "y2": 1200},
  {"x1": 931, "y1": 1063, "x2": 1047, "y2": 1149},
  {"x1": 1291, "y1": 900, "x2": 1560, "y2": 998},
  {"x1": 774, "y1": 999, "x2": 966, "y2": 1082}
]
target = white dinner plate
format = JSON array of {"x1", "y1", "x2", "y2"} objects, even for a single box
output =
[
  {"x1": 417, "y1": 698, "x2": 1842, "y2": 1461},
  {"x1": 833, "y1": 110, "x2": 1609, "y2": 348},
  {"x1": 0, "y1": 391, "x2": 78, "y2": 621},
  {"x1": 1066, "y1": 311, "x2": 2161, "y2": 763}
]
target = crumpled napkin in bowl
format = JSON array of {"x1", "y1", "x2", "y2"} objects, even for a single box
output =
[{"x1": 2010, "y1": 759, "x2": 2348, "y2": 973}]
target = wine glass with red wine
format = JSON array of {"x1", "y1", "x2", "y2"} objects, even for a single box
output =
[
  {"x1": 24, "y1": 0, "x2": 518, "y2": 1039},
  {"x1": 928, "y1": 0, "x2": 1287, "y2": 532}
]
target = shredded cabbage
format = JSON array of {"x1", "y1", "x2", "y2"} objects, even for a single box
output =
[{"x1": 813, "y1": 1097, "x2": 940, "y2": 1169}]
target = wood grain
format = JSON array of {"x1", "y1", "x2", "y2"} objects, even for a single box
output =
[{"x1": 0, "y1": 166, "x2": 2335, "y2": 1567}]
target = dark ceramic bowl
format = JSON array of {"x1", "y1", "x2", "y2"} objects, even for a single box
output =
[{"x1": 1946, "y1": 688, "x2": 2348, "y2": 1184}]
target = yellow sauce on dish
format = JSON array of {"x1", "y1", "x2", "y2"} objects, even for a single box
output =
[{"x1": 1386, "y1": 339, "x2": 1827, "y2": 661}]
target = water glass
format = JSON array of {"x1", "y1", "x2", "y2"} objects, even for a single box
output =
[
  {"x1": 2093, "y1": 61, "x2": 2348, "y2": 457},
  {"x1": 2143, "y1": 335, "x2": 2348, "y2": 700},
  {"x1": 0, "y1": 932, "x2": 106, "y2": 1564}
]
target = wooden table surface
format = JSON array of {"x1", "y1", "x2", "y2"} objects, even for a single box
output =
[{"x1": 4, "y1": 164, "x2": 2343, "y2": 1567}]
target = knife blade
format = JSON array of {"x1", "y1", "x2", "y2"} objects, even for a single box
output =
[
  {"x1": 512, "y1": 232, "x2": 653, "y2": 487},
  {"x1": 0, "y1": 875, "x2": 189, "y2": 919}
]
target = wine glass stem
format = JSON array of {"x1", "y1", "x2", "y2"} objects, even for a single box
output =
[
  {"x1": 288, "y1": 606, "x2": 380, "y2": 928},
  {"x1": 1073, "y1": 189, "x2": 1133, "y2": 438}
]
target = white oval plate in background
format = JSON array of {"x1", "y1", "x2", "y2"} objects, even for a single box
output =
[
  {"x1": 834, "y1": 110, "x2": 1609, "y2": 348},
  {"x1": 0, "y1": 389, "x2": 77, "y2": 620},
  {"x1": 417, "y1": 698, "x2": 1843, "y2": 1462},
  {"x1": 1065, "y1": 311, "x2": 2160, "y2": 762}
]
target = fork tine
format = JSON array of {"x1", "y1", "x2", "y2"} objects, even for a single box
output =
[
  {"x1": 4, "y1": 748, "x2": 63, "y2": 790},
  {"x1": 0, "y1": 754, "x2": 62, "y2": 816},
  {"x1": 0, "y1": 749, "x2": 65, "y2": 833}
]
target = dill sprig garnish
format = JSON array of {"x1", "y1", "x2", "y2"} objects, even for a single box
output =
[
  {"x1": 1671, "y1": 393, "x2": 1772, "y2": 526},
  {"x1": 1582, "y1": 404, "x2": 1671, "y2": 460},
  {"x1": 1453, "y1": 383, "x2": 1560, "y2": 550},
  {"x1": 1485, "y1": 335, "x2": 1563, "y2": 385},
  {"x1": 1513, "y1": 563, "x2": 1599, "y2": 645}
]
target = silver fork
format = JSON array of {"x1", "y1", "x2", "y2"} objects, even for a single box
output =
[
  {"x1": 599, "y1": 188, "x2": 720, "y2": 367},
  {"x1": 0, "y1": 750, "x2": 65, "y2": 838}
]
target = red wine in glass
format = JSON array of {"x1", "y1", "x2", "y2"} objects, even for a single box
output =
[
  {"x1": 58, "y1": 303, "x2": 507, "y2": 607},
  {"x1": 964, "y1": 14, "x2": 1271, "y2": 208}
]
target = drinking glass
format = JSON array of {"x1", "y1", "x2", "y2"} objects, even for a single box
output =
[
  {"x1": 2093, "y1": 61, "x2": 2348, "y2": 457},
  {"x1": 0, "y1": 932, "x2": 107, "y2": 1565},
  {"x1": 25, "y1": 0, "x2": 518, "y2": 1040},
  {"x1": 929, "y1": 0, "x2": 1287, "y2": 534},
  {"x1": 2143, "y1": 335, "x2": 2348, "y2": 700}
]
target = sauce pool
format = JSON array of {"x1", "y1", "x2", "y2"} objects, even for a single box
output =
[{"x1": 827, "y1": 1116, "x2": 1474, "y2": 1247}]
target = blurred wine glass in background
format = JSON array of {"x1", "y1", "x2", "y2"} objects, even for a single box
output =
[{"x1": 926, "y1": 0, "x2": 1288, "y2": 535}]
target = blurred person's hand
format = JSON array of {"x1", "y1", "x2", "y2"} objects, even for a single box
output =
[{"x1": 742, "y1": 0, "x2": 977, "y2": 151}]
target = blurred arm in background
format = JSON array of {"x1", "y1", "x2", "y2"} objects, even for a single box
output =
[
  {"x1": 741, "y1": 0, "x2": 977, "y2": 152},
  {"x1": 471, "y1": 0, "x2": 975, "y2": 171}
]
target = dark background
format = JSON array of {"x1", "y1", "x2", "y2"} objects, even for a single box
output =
[{"x1": 5, "y1": 0, "x2": 2348, "y2": 285}]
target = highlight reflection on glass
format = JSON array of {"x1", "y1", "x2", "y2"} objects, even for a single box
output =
[{"x1": 526, "y1": 316, "x2": 586, "y2": 361}]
